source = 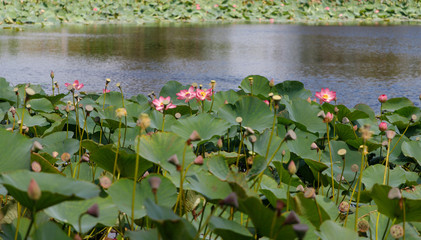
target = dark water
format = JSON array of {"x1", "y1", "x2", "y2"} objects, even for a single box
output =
[{"x1": 1, "y1": 23, "x2": 421, "y2": 108}]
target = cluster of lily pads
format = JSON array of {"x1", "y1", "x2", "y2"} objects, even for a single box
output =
[
  {"x1": 0, "y1": 74, "x2": 421, "y2": 240},
  {"x1": 2, "y1": 0, "x2": 421, "y2": 25}
]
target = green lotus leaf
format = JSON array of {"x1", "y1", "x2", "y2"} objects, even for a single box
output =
[
  {"x1": 203, "y1": 89, "x2": 240, "y2": 112},
  {"x1": 0, "y1": 170, "x2": 100, "y2": 211},
  {"x1": 239, "y1": 75, "x2": 270, "y2": 97},
  {"x1": 186, "y1": 170, "x2": 232, "y2": 201},
  {"x1": 209, "y1": 216, "x2": 253, "y2": 240},
  {"x1": 28, "y1": 98, "x2": 54, "y2": 113},
  {"x1": 82, "y1": 140, "x2": 152, "y2": 179},
  {"x1": 401, "y1": 140, "x2": 421, "y2": 166},
  {"x1": 283, "y1": 98, "x2": 326, "y2": 134},
  {"x1": 96, "y1": 91, "x2": 125, "y2": 108},
  {"x1": 244, "y1": 129, "x2": 290, "y2": 164},
  {"x1": 362, "y1": 165, "x2": 418, "y2": 190},
  {"x1": 275, "y1": 80, "x2": 311, "y2": 100},
  {"x1": 44, "y1": 196, "x2": 118, "y2": 234},
  {"x1": 16, "y1": 108, "x2": 48, "y2": 127},
  {"x1": 30, "y1": 153, "x2": 63, "y2": 175},
  {"x1": 108, "y1": 175, "x2": 177, "y2": 220},
  {"x1": 171, "y1": 113, "x2": 231, "y2": 145},
  {"x1": 126, "y1": 229, "x2": 158, "y2": 240},
  {"x1": 148, "y1": 110, "x2": 177, "y2": 132},
  {"x1": 0, "y1": 129, "x2": 32, "y2": 173},
  {"x1": 41, "y1": 134, "x2": 79, "y2": 158},
  {"x1": 218, "y1": 96, "x2": 273, "y2": 132},
  {"x1": 291, "y1": 193, "x2": 331, "y2": 228},
  {"x1": 136, "y1": 132, "x2": 195, "y2": 175},
  {"x1": 207, "y1": 155, "x2": 230, "y2": 181},
  {"x1": 158, "y1": 81, "x2": 188, "y2": 106},
  {"x1": 382, "y1": 97, "x2": 414, "y2": 112},
  {"x1": 354, "y1": 104, "x2": 375, "y2": 119},
  {"x1": 31, "y1": 222, "x2": 72, "y2": 240},
  {"x1": 144, "y1": 198, "x2": 196, "y2": 240},
  {"x1": 41, "y1": 118, "x2": 66, "y2": 137},
  {"x1": 371, "y1": 184, "x2": 421, "y2": 222},
  {"x1": 317, "y1": 220, "x2": 358, "y2": 240},
  {"x1": 0, "y1": 77, "x2": 16, "y2": 104}
]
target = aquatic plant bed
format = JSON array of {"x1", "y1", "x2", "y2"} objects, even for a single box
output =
[
  {"x1": 2, "y1": 0, "x2": 421, "y2": 25},
  {"x1": 0, "y1": 74, "x2": 421, "y2": 239}
]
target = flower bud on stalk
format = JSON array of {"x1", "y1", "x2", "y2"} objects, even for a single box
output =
[
  {"x1": 378, "y1": 94, "x2": 387, "y2": 103},
  {"x1": 148, "y1": 176, "x2": 162, "y2": 194},
  {"x1": 28, "y1": 178, "x2": 41, "y2": 201}
]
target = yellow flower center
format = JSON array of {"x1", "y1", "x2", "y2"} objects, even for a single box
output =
[{"x1": 322, "y1": 94, "x2": 329, "y2": 100}]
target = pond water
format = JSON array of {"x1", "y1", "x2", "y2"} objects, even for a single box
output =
[{"x1": 1, "y1": 23, "x2": 421, "y2": 108}]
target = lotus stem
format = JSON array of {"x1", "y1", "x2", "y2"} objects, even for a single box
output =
[
  {"x1": 235, "y1": 127, "x2": 244, "y2": 167},
  {"x1": 19, "y1": 91, "x2": 26, "y2": 134},
  {"x1": 118, "y1": 86, "x2": 127, "y2": 147},
  {"x1": 326, "y1": 122, "x2": 335, "y2": 201},
  {"x1": 265, "y1": 106, "x2": 277, "y2": 160},
  {"x1": 314, "y1": 198, "x2": 323, "y2": 225},
  {"x1": 209, "y1": 90, "x2": 215, "y2": 113},
  {"x1": 75, "y1": 113, "x2": 88, "y2": 179},
  {"x1": 383, "y1": 139, "x2": 391, "y2": 185},
  {"x1": 193, "y1": 205, "x2": 216, "y2": 240},
  {"x1": 403, "y1": 199, "x2": 406, "y2": 240},
  {"x1": 389, "y1": 122, "x2": 410, "y2": 155},
  {"x1": 383, "y1": 218, "x2": 396, "y2": 240},
  {"x1": 161, "y1": 110, "x2": 166, "y2": 132},
  {"x1": 72, "y1": 92, "x2": 81, "y2": 139},
  {"x1": 336, "y1": 156, "x2": 346, "y2": 204},
  {"x1": 23, "y1": 207, "x2": 36, "y2": 240},
  {"x1": 14, "y1": 203, "x2": 22, "y2": 240},
  {"x1": 354, "y1": 142, "x2": 366, "y2": 231},
  {"x1": 112, "y1": 118, "x2": 122, "y2": 182},
  {"x1": 286, "y1": 176, "x2": 292, "y2": 211},
  {"x1": 99, "y1": 89, "x2": 107, "y2": 144},
  {"x1": 131, "y1": 133, "x2": 142, "y2": 230}
]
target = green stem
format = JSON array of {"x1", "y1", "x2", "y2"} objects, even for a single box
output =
[
  {"x1": 326, "y1": 122, "x2": 335, "y2": 201},
  {"x1": 265, "y1": 108, "x2": 277, "y2": 160},
  {"x1": 23, "y1": 207, "x2": 36, "y2": 240},
  {"x1": 161, "y1": 110, "x2": 166, "y2": 131},
  {"x1": 286, "y1": 176, "x2": 292, "y2": 211},
  {"x1": 336, "y1": 156, "x2": 346, "y2": 204},
  {"x1": 383, "y1": 218, "x2": 396, "y2": 240},
  {"x1": 383, "y1": 139, "x2": 391, "y2": 185},
  {"x1": 75, "y1": 113, "x2": 88, "y2": 179},
  {"x1": 354, "y1": 142, "x2": 366, "y2": 231},
  {"x1": 235, "y1": 128, "x2": 244, "y2": 167},
  {"x1": 193, "y1": 207, "x2": 216, "y2": 240},
  {"x1": 131, "y1": 131, "x2": 142, "y2": 230},
  {"x1": 112, "y1": 118, "x2": 122, "y2": 182},
  {"x1": 14, "y1": 203, "x2": 21, "y2": 240},
  {"x1": 389, "y1": 123, "x2": 410, "y2": 155}
]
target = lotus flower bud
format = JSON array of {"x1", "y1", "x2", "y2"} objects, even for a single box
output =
[
  {"x1": 353, "y1": 125, "x2": 358, "y2": 131},
  {"x1": 100, "y1": 176, "x2": 112, "y2": 189},
  {"x1": 351, "y1": 164, "x2": 359, "y2": 173},
  {"x1": 304, "y1": 187, "x2": 316, "y2": 199},
  {"x1": 148, "y1": 176, "x2": 162, "y2": 194},
  {"x1": 189, "y1": 130, "x2": 201, "y2": 142},
  {"x1": 317, "y1": 111, "x2": 325, "y2": 119},
  {"x1": 285, "y1": 129, "x2": 297, "y2": 141},
  {"x1": 310, "y1": 142, "x2": 319, "y2": 151},
  {"x1": 50, "y1": 70, "x2": 54, "y2": 79},
  {"x1": 276, "y1": 200, "x2": 285, "y2": 217},
  {"x1": 378, "y1": 94, "x2": 387, "y2": 103},
  {"x1": 168, "y1": 154, "x2": 181, "y2": 171},
  {"x1": 388, "y1": 187, "x2": 402, "y2": 200},
  {"x1": 217, "y1": 138, "x2": 223, "y2": 149},
  {"x1": 246, "y1": 156, "x2": 253, "y2": 165},
  {"x1": 282, "y1": 150, "x2": 286, "y2": 156},
  {"x1": 9, "y1": 106, "x2": 16, "y2": 116},
  {"x1": 307, "y1": 97, "x2": 312, "y2": 103},
  {"x1": 115, "y1": 108, "x2": 127, "y2": 118},
  {"x1": 284, "y1": 211, "x2": 300, "y2": 225},
  {"x1": 81, "y1": 153, "x2": 90, "y2": 162},
  {"x1": 292, "y1": 224, "x2": 308, "y2": 239},
  {"x1": 339, "y1": 201, "x2": 349, "y2": 213},
  {"x1": 334, "y1": 107, "x2": 339, "y2": 113},
  {"x1": 194, "y1": 155, "x2": 204, "y2": 165},
  {"x1": 342, "y1": 117, "x2": 350, "y2": 124},
  {"x1": 249, "y1": 135, "x2": 257, "y2": 143},
  {"x1": 379, "y1": 122, "x2": 387, "y2": 132},
  {"x1": 337, "y1": 149, "x2": 347, "y2": 157},
  {"x1": 296, "y1": 185, "x2": 305, "y2": 192},
  {"x1": 358, "y1": 219, "x2": 369, "y2": 233},
  {"x1": 386, "y1": 130, "x2": 396, "y2": 140},
  {"x1": 244, "y1": 127, "x2": 254, "y2": 135},
  {"x1": 143, "y1": 171, "x2": 150, "y2": 178},
  {"x1": 323, "y1": 112, "x2": 333, "y2": 123},
  {"x1": 288, "y1": 161, "x2": 297, "y2": 175},
  {"x1": 269, "y1": 79, "x2": 275, "y2": 87},
  {"x1": 28, "y1": 178, "x2": 41, "y2": 200},
  {"x1": 31, "y1": 161, "x2": 42, "y2": 172},
  {"x1": 74, "y1": 234, "x2": 82, "y2": 240},
  {"x1": 86, "y1": 203, "x2": 99, "y2": 218},
  {"x1": 61, "y1": 152, "x2": 71, "y2": 162},
  {"x1": 235, "y1": 117, "x2": 243, "y2": 124},
  {"x1": 219, "y1": 192, "x2": 239, "y2": 208},
  {"x1": 336, "y1": 174, "x2": 344, "y2": 182},
  {"x1": 390, "y1": 224, "x2": 404, "y2": 239},
  {"x1": 52, "y1": 151, "x2": 59, "y2": 158}
]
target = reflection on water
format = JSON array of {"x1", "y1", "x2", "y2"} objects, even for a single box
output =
[{"x1": 1, "y1": 23, "x2": 421, "y2": 108}]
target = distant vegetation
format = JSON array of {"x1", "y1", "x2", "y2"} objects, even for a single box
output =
[{"x1": 2, "y1": 0, "x2": 421, "y2": 25}]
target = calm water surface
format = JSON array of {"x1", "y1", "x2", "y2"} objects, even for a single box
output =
[{"x1": 1, "y1": 23, "x2": 421, "y2": 108}]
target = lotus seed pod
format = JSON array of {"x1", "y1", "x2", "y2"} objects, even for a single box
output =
[
  {"x1": 244, "y1": 127, "x2": 255, "y2": 135},
  {"x1": 99, "y1": 176, "x2": 112, "y2": 189},
  {"x1": 388, "y1": 187, "x2": 402, "y2": 200},
  {"x1": 9, "y1": 106, "x2": 16, "y2": 116},
  {"x1": 14, "y1": 87, "x2": 19, "y2": 94},
  {"x1": 235, "y1": 117, "x2": 243, "y2": 123},
  {"x1": 284, "y1": 211, "x2": 300, "y2": 225},
  {"x1": 386, "y1": 130, "x2": 396, "y2": 140},
  {"x1": 148, "y1": 176, "x2": 162, "y2": 193},
  {"x1": 246, "y1": 156, "x2": 253, "y2": 165},
  {"x1": 220, "y1": 192, "x2": 239, "y2": 208},
  {"x1": 194, "y1": 155, "x2": 204, "y2": 165},
  {"x1": 337, "y1": 149, "x2": 347, "y2": 156},
  {"x1": 175, "y1": 112, "x2": 181, "y2": 119},
  {"x1": 303, "y1": 187, "x2": 316, "y2": 199},
  {"x1": 249, "y1": 135, "x2": 257, "y2": 143},
  {"x1": 61, "y1": 152, "x2": 71, "y2": 162},
  {"x1": 268, "y1": 92, "x2": 274, "y2": 97},
  {"x1": 336, "y1": 174, "x2": 344, "y2": 182},
  {"x1": 285, "y1": 129, "x2": 297, "y2": 141},
  {"x1": 358, "y1": 219, "x2": 369, "y2": 233},
  {"x1": 85, "y1": 105, "x2": 93, "y2": 112},
  {"x1": 86, "y1": 203, "x2": 99, "y2": 218},
  {"x1": 115, "y1": 108, "x2": 127, "y2": 118},
  {"x1": 342, "y1": 117, "x2": 350, "y2": 124},
  {"x1": 137, "y1": 113, "x2": 151, "y2": 130},
  {"x1": 273, "y1": 95, "x2": 282, "y2": 107},
  {"x1": 31, "y1": 141, "x2": 43, "y2": 152},
  {"x1": 248, "y1": 77, "x2": 253, "y2": 85},
  {"x1": 296, "y1": 185, "x2": 305, "y2": 192},
  {"x1": 189, "y1": 130, "x2": 201, "y2": 141},
  {"x1": 31, "y1": 161, "x2": 42, "y2": 172},
  {"x1": 292, "y1": 223, "x2": 308, "y2": 240},
  {"x1": 116, "y1": 82, "x2": 121, "y2": 88},
  {"x1": 106, "y1": 78, "x2": 111, "y2": 85},
  {"x1": 28, "y1": 178, "x2": 41, "y2": 201},
  {"x1": 310, "y1": 142, "x2": 319, "y2": 151},
  {"x1": 390, "y1": 224, "x2": 404, "y2": 239},
  {"x1": 351, "y1": 164, "x2": 359, "y2": 173},
  {"x1": 338, "y1": 201, "x2": 349, "y2": 213},
  {"x1": 25, "y1": 87, "x2": 35, "y2": 96},
  {"x1": 210, "y1": 80, "x2": 216, "y2": 89},
  {"x1": 288, "y1": 161, "x2": 297, "y2": 175},
  {"x1": 411, "y1": 114, "x2": 417, "y2": 123},
  {"x1": 67, "y1": 85, "x2": 74, "y2": 91}
]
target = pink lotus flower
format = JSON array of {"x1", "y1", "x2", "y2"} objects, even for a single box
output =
[
  {"x1": 315, "y1": 88, "x2": 336, "y2": 104},
  {"x1": 93, "y1": 7, "x2": 98, "y2": 12},
  {"x1": 270, "y1": 18, "x2": 274, "y2": 23},
  {"x1": 233, "y1": 4, "x2": 237, "y2": 8},
  {"x1": 103, "y1": 89, "x2": 110, "y2": 93},
  {"x1": 196, "y1": 4, "x2": 201, "y2": 10},
  {"x1": 378, "y1": 94, "x2": 387, "y2": 103},
  {"x1": 65, "y1": 80, "x2": 84, "y2": 91},
  {"x1": 374, "y1": 9, "x2": 379, "y2": 14},
  {"x1": 214, "y1": 4, "x2": 219, "y2": 7},
  {"x1": 152, "y1": 96, "x2": 176, "y2": 111},
  {"x1": 176, "y1": 86, "x2": 196, "y2": 102},
  {"x1": 325, "y1": 7, "x2": 330, "y2": 10},
  {"x1": 264, "y1": 100, "x2": 270, "y2": 106},
  {"x1": 379, "y1": 122, "x2": 387, "y2": 132},
  {"x1": 323, "y1": 112, "x2": 334, "y2": 123},
  {"x1": 196, "y1": 88, "x2": 213, "y2": 101}
]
